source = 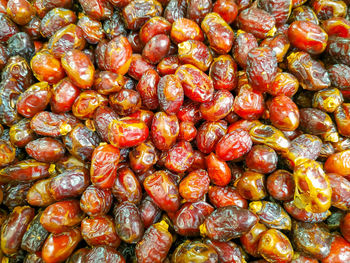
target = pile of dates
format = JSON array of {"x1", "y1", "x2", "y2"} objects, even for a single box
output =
[{"x1": 0, "y1": 0, "x2": 349, "y2": 262}]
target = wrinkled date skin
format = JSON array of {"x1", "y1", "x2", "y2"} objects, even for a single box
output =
[
  {"x1": 246, "y1": 47, "x2": 277, "y2": 93},
  {"x1": 108, "y1": 118, "x2": 149, "y2": 148},
  {"x1": 144, "y1": 171, "x2": 180, "y2": 212},
  {"x1": 293, "y1": 159, "x2": 332, "y2": 213},
  {"x1": 40, "y1": 200, "x2": 85, "y2": 234},
  {"x1": 173, "y1": 201, "x2": 214, "y2": 236},
  {"x1": 200, "y1": 205, "x2": 259, "y2": 241},
  {"x1": 90, "y1": 144, "x2": 120, "y2": 189},
  {"x1": 201, "y1": 12, "x2": 234, "y2": 54},
  {"x1": 136, "y1": 221, "x2": 172, "y2": 263},
  {"x1": 1, "y1": 206, "x2": 35, "y2": 255},
  {"x1": 172, "y1": 240, "x2": 218, "y2": 263}
]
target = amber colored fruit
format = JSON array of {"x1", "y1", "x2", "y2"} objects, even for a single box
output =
[
  {"x1": 49, "y1": 167, "x2": 89, "y2": 200},
  {"x1": 321, "y1": 235, "x2": 350, "y2": 263},
  {"x1": 61, "y1": 49, "x2": 95, "y2": 89},
  {"x1": 17, "y1": 82, "x2": 52, "y2": 118},
  {"x1": 269, "y1": 95, "x2": 300, "y2": 131},
  {"x1": 142, "y1": 34, "x2": 170, "y2": 65},
  {"x1": 40, "y1": 200, "x2": 84, "y2": 234},
  {"x1": 171, "y1": 18, "x2": 204, "y2": 44},
  {"x1": 206, "y1": 152, "x2": 232, "y2": 186},
  {"x1": 284, "y1": 200, "x2": 331, "y2": 223},
  {"x1": 122, "y1": 0, "x2": 162, "y2": 30},
  {"x1": 293, "y1": 159, "x2": 332, "y2": 213},
  {"x1": 48, "y1": 24, "x2": 86, "y2": 58},
  {"x1": 157, "y1": 74, "x2": 184, "y2": 115},
  {"x1": 240, "y1": 222, "x2": 268, "y2": 257},
  {"x1": 114, "y1": 202, "x2": 144, "y2": 244},
  {"x1": 157, "y1": 55, "x2": 181, "y2": 76},
  {"x1": 0, "y1": 159, "x2": 52, "y2": 183},
  {"x1": 233, "y1": 85, "x2": 265, "y2": 120},
  {"x1": 196, "y1": 120, "x2": 227, "y2": 154},
  {"x1": 81, "y1": 215, "x2": 120, "y2": 247},
  {"x1": 267, "y1": 170, "x2": 295, "y2": 201},
  {"x1": 201, "y1": 12, "x2": 234, "y2": 54},
  {"x1": 139, "y1": 16, "x2": 171, "y2": 44},
  {"x1": 313, "y1": 88, "x2": 343, "y2": 113},
  {"x1": 213, "y1": 0, "x2": 238, "y2": 24},
  {"x1": 40, "y1": 7, "x2": 77, "y2": 38},
  {"x1": 90, "y1": 144, "x2": 120, "y2": 189},
  {"x1": 109, "y1": 88, "x2": 141, "y2": 116},
  {"x1": 237, "y1": 171, "x2": 267, "y2": 201},
  {"x1": 178, "y1": 40, "x2": 212, "y2": 72},
  {"x1": 246, "y1": 47, "x2": 277, "y2": 93},
  {"x1": 151, "y1": 112, "x2": 179, "y2": 151},
  {"x1": 112, "y1": 166, "x2": 142, "y2": 204},
  {"x1": 258, "y1": 0, "x2": 292, "y2": 26},
  {"x1": 136, "y1": 221, "x2": 172, "y2": 263},
  {"x1": 292, "y1": 221, "x2": 332, "y2": 260},
  {"x1": 288, "y1": 21, "x2": 328, "y2": 55},
  {"x1": 50, "y1": 78, "x2": 80, "y2": 113},
  {"x1": 208, "y1": 186, "x2": 247, "y2": 209},
  {"x1": 246, "y1": 145, "x2": 278, "y2": 174},
  {"x1": 176, "y1": 64, "x2": 214, "y2": 103},
  {"x1": 287, "y1": 51, "x2": 330, "y2": 91},
  {"x1": 93, "y1": 71, "x2": 125, "y2": 95},
  {"x1": 93, "y1": 106, "x2": 118, "y2": 143},
  {"x1": 232, "y1": 32, "x2": 258, "y2": 68},
  {"x1": 324, "y1": 150, "x2": 350, "y2": 176},
  {"x1": 26, "y1": 137, "x2": 65, "y2": 163},
  {"x1": 261, "y1": 34, "x2": 291, "y2": 62},
  {"x1": 42, "y1": 228, "x2": 82, "y2": 263},
  {"x1": 249, "y1": 124, "x2": 290, "y2": 153},
  {"x1": 165, "y1": 141, "x2": 194, "y2": 173},
  {"x1": 7, "y1": 0, "x2": 35, "y2": 25},
  {"x1": 249, "y1": 201, "x2": 291, "y2": 230},
  {"x1": 258, "y1": 229, "x2": 294, "y2": 263},
  {"x1": 72, "y1": 90, "x2": 107, "y2": 120},
  {"x1": 200, "y1": 90, "x2": 234, "y2": 122},
  {"x1": 179, "y1": 169, "x2": 210, "y2": 201},
  {"x1": 136, "y1": 69, "x2": 159, "y2": 110},
  {"x1": 172, "y1": 240, "x2": 218, "y2": 262},
  {"x1": 105, "y1": 36, "x2": 132, "y2": 75},
  {"x1": 173, "y1": 201, "x2": 214, "y2": 236},
  {"x1": 144, "y1": 170, "x2": 180, "y2": 212},
  {"x1": 80, "y1": 185, "x2": 112, "y2": 217},
  {"x1": 63, "y1": 123, "x2": 101, "y2": 161},
  {"x1": 31, "y1": 50, "x2": 66, "y2": 84},
  {"x1": 328, "y1": 173, "x2": 350, "y2": 210},
  {"x1": 237, "y1": 7, "x2": 276, "y2": 39},
  {"x1": 209, "y1": 55, "x2": 237, "y2": 91},
  {"x1": 1, "y1": 206, "x2": 35, "y2": 255},
  {"x1": 0, "y1": 140, "x2": 15, "y2": 167},
  {"x1": 334, "y1": 103, "x2": 350, "y2": 137},
  {"x1": 215, "y1": 129, "x2": 253, "y2": 161},
  {"x1": 200, "y1": 205, "x2": 259, "y2": 241},
  {"x1": 26, "y1": 179, "x2": 55, "y2": 207},
  {"x1": 108, "y1": 118, "x2": 149, "y2": 148},
  {"x1": 322, "y1": 17, "x2": 350, "y2": 38}
]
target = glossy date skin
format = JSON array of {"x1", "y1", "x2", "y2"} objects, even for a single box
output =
[{"x1": 200, "y1": 205, "x2": 259, "y2": 241}]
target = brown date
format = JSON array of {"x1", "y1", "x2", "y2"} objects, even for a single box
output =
[
  {"x1": 25, "y1": 137, "x2": 65, "y2": 163},
  {"x1": 1, "y1": 206, "x2": 35, "y2": 255},
  {"x1": 40, "y1": 200, "x2": 84, "y2": 234},
  {"x1": 144, "y1": 170, "x2": 180, "y2": 212},
  {"x1": 81, "y1": 215, "x2": 120, "y2": 247},
  {"x1": 172, "y1": 240, "x2": 218, "y2": 263},
  {"x1": 136, "y1": 221, "x2": 172, "y2": 263},
  {"x1": 114, "y1": 202, "x2": 144, "y2": 244},
  {"x1": 201, "y1": 12, "x2": 234, "y2": 54},
  {"x1": 80, "y1": 185, "x2": 113, "y2": 217},
  {"x1": 173, "y1": 201, "x2": 214, "y2": 236},
  {"x1": 200, "y1": 205, "x2": 259, "y2": 241}
]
